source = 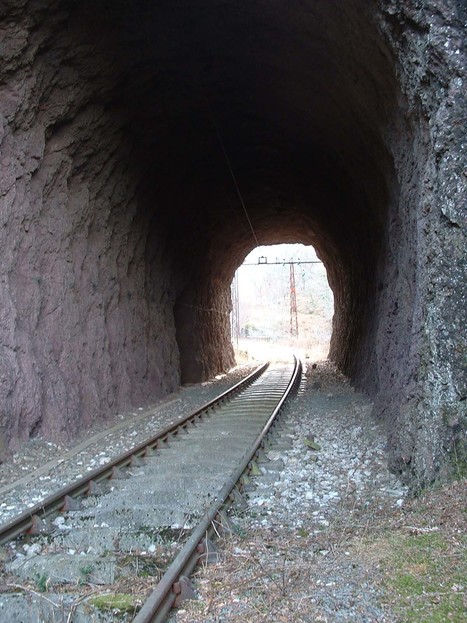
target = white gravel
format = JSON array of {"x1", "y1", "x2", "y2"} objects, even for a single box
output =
[{"x1": 247, "y1": 363, "x2": 406, "y2": 528}]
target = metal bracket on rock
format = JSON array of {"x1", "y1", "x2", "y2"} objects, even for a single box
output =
[
  {"x1": 86, "y1": 479, "x2": 108, "y2": 496},
  {"x1": 173, "y1": 575, "x2": 196, "y2": 607},
  {"x1": 230, "y1": 488, "x2": 248, "y2": 509},
  {"x1": 130, "y1": 455, "x2": 145, "y2": 467},
  {"x1": 110, "y1": 466, "x2": 127, "y2": 480},
  {"x1": 249, "y1": 460, "x2": 262, "y2": 476},
  {"x1": 255, "y1": 448, "x2": 269, "y2": 463},
  {"x1": 214, "y1": 510, "x2": 237, "y2": 537},
  {"x1": 61, "y1": 495, "x2": 82, "y2": 512},
  {"x1": 197, "y1": 537, "x2": 219, "y2": 564},
  {"x1": 27, "y1": 515, "x2": 49, "y2": 536}
]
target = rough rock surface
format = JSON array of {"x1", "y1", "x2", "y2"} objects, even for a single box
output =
[
  {"x1": 369, "y1": 0, "x2": 467, "y2": 486},
  {"x1": 0, "y1": 0, "x2": 465, "y2": 487},
  {"x1": 0, "y1": 0, "x2": 182, "y2": 448}
]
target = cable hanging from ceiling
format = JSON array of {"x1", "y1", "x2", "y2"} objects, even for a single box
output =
[{"x1": 210, "y1": 111, "x2": 259, "y2": 247}]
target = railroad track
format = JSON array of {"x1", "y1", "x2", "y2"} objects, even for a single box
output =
[{"x1": 0, "y1": 357, "x2": 302, "y2": 622}]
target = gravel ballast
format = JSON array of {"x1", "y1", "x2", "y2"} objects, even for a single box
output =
[
  {"x1": 0, "y1": 366, "x2": 258, "y2": 525},
  {"x1": 169, "y1": 360, "x2": 408, "y2": 623},
  {"x1": 0, "y1": 360, "x2": 411, "y2": 622}
]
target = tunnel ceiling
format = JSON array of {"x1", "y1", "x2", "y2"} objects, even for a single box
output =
[
  {"x1": 67, "y1": 0, "x2": 396, "y2": 276},
  {"x1": 0, "y1": 0, "x2": 414, "y2": 427},
  {"x1": 83, "y1": 0, "x2": 399, "y2": 391}
]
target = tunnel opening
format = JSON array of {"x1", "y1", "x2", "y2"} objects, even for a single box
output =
[
  {"x1": 1, "y1": 0, "x2": 465, "y2": 485},
  {"x1": 230, "y1": 244, "x2": 334, "y2": 364}
]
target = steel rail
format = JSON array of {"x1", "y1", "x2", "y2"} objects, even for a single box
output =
[
  {"x1": 134, "y1": 356, "x2": 302, "y2": 623},
  {"x1": 0, "y1": 362, "x2": 268, "y2": 547}
]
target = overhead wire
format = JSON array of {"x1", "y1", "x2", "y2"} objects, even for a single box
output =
[
  {"x1": 210, "y1": 111, "x2": 259, "y2": 247},
  {"x1": 185, "y1": 45, "x2": 258, "y2": 246}
]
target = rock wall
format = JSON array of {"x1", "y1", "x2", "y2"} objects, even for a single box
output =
[
  {"x1": 0, "y1": 1, "x2": 180, "y2": 451},
  {"x1": 372, "y1": 0, "x2": 467, "y2": 484}
]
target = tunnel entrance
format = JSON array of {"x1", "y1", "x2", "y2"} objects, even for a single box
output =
[
  {"x1": 1, "y1": 0, "x2": 465, "y2": 485},
  {"x1": 231, "y1": 244, "x2": 333, "y2": 364}
]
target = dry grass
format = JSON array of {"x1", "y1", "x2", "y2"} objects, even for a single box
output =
[
  {"x1": 175, "y1": 530, "x2": 328, "y2": 622},
  {"x1": 171, "y1": 481, "x2": 467, "y2": 623}
]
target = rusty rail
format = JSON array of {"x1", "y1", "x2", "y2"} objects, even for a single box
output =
[
  {"x1": 134, "y1": 356, "x2": 302, "y2": 623},
  {"x1": 0, "y1": 362, "x2": 268, "y2": 547}
]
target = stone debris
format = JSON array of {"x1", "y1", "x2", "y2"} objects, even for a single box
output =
[
  {"x1": 246, "y1": 361, "x2": 406, "y2": 532},
  {"x1": 304, "y1": 437, "x2": 321, "y2": 451},
  {"x1": 0, "y1": 361, "x2": 409, "y2": 622}
]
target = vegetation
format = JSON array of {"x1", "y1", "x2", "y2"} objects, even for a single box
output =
[
  {"x1": 35, "y1": 572, "x2": 49, "y2": 592},
  {"x1": 171, "y1": 480, "x2": 466, "y2": 623},
  {"x1": 79, "y1": 564, "x2": 94, "y2": 584},
  {"x1": 374, "y1": 529, "x2": 466, "y2": 621},
  {"x1": 88, "y1": 593, "x2": 140, "y2": 613}
]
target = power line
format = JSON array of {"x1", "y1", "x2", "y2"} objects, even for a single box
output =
[
  {"x1": 240, "y1": 260, "x2": 322, "y2": 266},
  {"x1": 211, "y1": 115, "x2": 259, "y2": 246}
]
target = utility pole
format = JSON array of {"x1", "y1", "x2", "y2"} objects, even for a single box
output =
[
  {"x1": 231, "y1": 271, "x2": 240, "y2": 346},
  {"x1": 290, "y1": 262, "x2": 298, "y2": 337},
  {"x1": 234, "y1": 255, "x2": 322, "y2": 340}
]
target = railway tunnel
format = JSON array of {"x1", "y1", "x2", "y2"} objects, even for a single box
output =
[{"x1": 0, "y1": 0, "x2": 466, "y2": 487}]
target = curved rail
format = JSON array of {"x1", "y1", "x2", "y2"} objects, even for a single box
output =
[
  {"x1": 0, "y1": 362, "x2": 268, "y2": 547},
  {"x1": 134, "y1": 356, "x2": 302, "y2": 623}
]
